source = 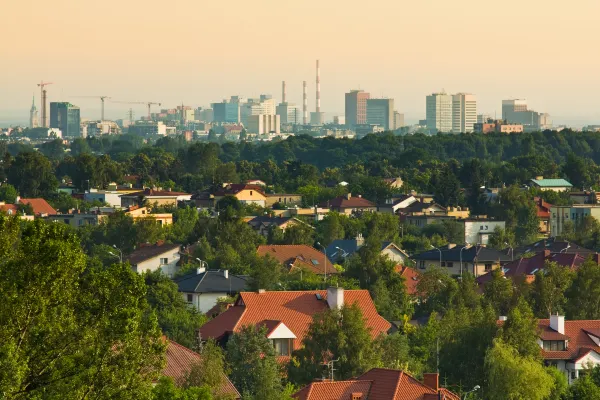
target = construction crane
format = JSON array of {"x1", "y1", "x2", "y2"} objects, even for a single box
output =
[
  {"x1": 37, "y1": 81, "x2": 53, "y2": 128},
  {"x1": 71, "y1": 96, "x2": 111, "y2": 120},
  {"x1": 110, "y1": 100, "x2": 161, "y2": 120}
]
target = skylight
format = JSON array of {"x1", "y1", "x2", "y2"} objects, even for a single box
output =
[{"x1": 311, "y1": 259, "x2": 319, "y2": 265}]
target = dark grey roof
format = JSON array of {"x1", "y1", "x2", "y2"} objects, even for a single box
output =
[
  {"x1": 126, "y1": 243, "x2": 181, "y2": 265},
  {"x1": 326, "y1": 240, "x2": 397, "y2": 260},
  {"x1": 411, "y1": 244, "x2": 512, "y2": 263},
  {"x1": 247, "y1": 216, "x2": 291, "y2": 229},
  {"x1": 173, "y1": 269, "x2": 248, "y2": 294},
  {"x1": 512, "y1": 238, "x2": 595, "y2": 257}
]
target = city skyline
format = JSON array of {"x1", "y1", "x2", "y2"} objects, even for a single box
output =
[{"x1": 2, "y1": 0, "x2": 600, "y2": 127}]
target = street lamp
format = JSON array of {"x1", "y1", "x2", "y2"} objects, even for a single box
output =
[
  {"x1": 504, "y1": 242, "x2": 514, "y2": 261},
  {"x1": 463, "y1": 385, "x2": 480, "y2": 400},
  {"x1": 195, "y1": 258, "x2": 208, "y2": 269},
  {"x1": 335, "y1": 246, "x2": 349, "y2": 258},
  {"x1": 560, "y1": 243, "x2": 571, "y2": 253},
  {"x1": 112, "y1": 244, "x2": 123, "y2": 263},
  {"x1": 430, "y1": 245, "x2": 442, "y2": 267},
  {"x1": 316, "y1": 242, "x2": 327, "y2": 282},
  {"x1": 459, "y1": 245, "x2": 469, "y2": 276}
]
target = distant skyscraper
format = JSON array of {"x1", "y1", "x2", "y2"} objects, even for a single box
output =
[
  {"x1": 394, "y1": 111, "x2": 405, "y2": 130},
  {"x1": 276, "y1": 103, "x2": 301, "y2": 125},
  {"x1": 502, "y1": 99, "x2": 528, "y2": 121},
  {"x1": 212, "y1": 101, "x2": 240, "y2": 123},
  {"x1": 366, "y1": 98, "x2": 394, "y2": 131},
  {"x1": 502, "y1": 99, "x2": 551, "y2": 130},
  {"x1": 241, "y1": 97, "x2": 276, "y2": 125},
  {"x1": 247, "y1": 114, "x2": 280, "y2": 135},
  {"x1": 426, "y1": 92, "x2": 453, "y2": 133},
  {"x1": 29, "y1": 96, "x2": 39, "y2": 128},
  {"x1": 452, "y1": 93, "x2": 477, "y2": 133},
  {"x1": 50, "y1": 102, "x2": 80, "y2": 137},
  {"x1": 345, "y1": 90, "x2": 370, "y2": 127}
]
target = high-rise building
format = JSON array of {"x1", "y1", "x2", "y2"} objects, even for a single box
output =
[
  {"x1": 426, "y1": 93, "x2": 453, "y2": 133},
  {"x1": 452, "y1": 93, "x2": 477, "y2": 133},
  {"x1": 276, "y1": 103, "x2": 301, "y2": 125},
  {"x1": 366, "y1": 98, "x2": 394, "y2": 131},
  {"x1": 502, "y1": 99, "x2": 528, "y2": 120},
  {"x1": 241, "y1": 97, "x2": 276, "y2": 125},
  {"x1": 394, "y1": 111, "x2": 405, "y2": 130},
  {"x1": 50, "y1": 102, "x2": 80, "y2": 137},
  {"x1": 345, "y1": 90, "x2": 370, "y2": 127},
  {"x1": 212, "y1": 101, "x2": 240, "y2": 123},
  {"x1": 502, "y1": 99, "x2": 552, "y2": 130},
  {"x1": 247, "y1": 114, "x2": 280, "y2": 135},
  {"x1": 29, "y1": 96, "x2": 39, "y2": 128}
]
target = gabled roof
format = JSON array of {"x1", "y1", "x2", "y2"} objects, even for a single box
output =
[
  {"x1": 163, "y1": 339, "x2": 240, "y2": 399},
  {"x1": 121, "y1": 188, "x2": 191, "y2": 198},
  {"x1": 475, "y1": 250, "x2": 589, "y2": 286},
  {"x1": 247, "y1": 216, "x2": 293, "y2": 229},
  {"x1": 126, "y1": 242, "x2": 180, "y2": 265},
  {"x1": 173, "y1": 269, "x2": 248, "y2": 294},
  {"x1": 318, "y1": 195, "x2": 376, "y2": 209},
  {"x1": 214, "y1": 184, "x2": 266, "y2": 197},
  {"x1": 534, "y1": 197, "x2": 553, "y2": 218},
  {"x1": 399, "y1": 266, "x2": 420, "y2": 296},
  {"x1": 400, "y1": 201, "x2": 446, "y2": 214},
  {"x1": 199, "y1": 290, "x2": 390, "y2": 354},
  {"x1": 530, "y1": 178, "x2": 573, "y2": 188},
  {"x1": 537, "y1": 319, "x2": 600, "y2": 361},
  {"x1": 412, "y1": 244, "x2": 511, "y2": 263},
  {"x1": 257, "y1": 245, "x2": 336, "y2": 275},
  {"x1": 19, "y1": 198, "x2": 56, "y2": 215},
  {"x1": 512, "y1": 238, "x2": 595, "y2": 257},
  {"x1": 293, "y1": 369, "x2": 459, "y2": 400}
]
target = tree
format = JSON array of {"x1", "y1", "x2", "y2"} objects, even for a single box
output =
[
  {"x1": 563, "y1": 152, "x2": 594, "y2": 190},
  {"x1": 564, "y1": 375, "x2": 600, "y2": 400},
  {"x1": 152, "y1": 377, "x2": 213, "y2": 400},
  {"x1": 566, "y1": 258, "x2": 600, "y2": 319},
  {"x1": 287, "y1": 303, "x2": 381, "y2": 386},
  {"x1": 317, "y1": 212, "x2": 346, "y2": 245},
  {"x1": 248, "y1": 255, "x2": 283, "y2": 291},
  {"x1": 0, "y1": 218, "x2": 164, "y2": 398},
  {"x1": 184, "y1": 339, "x2": 227, "y2": 395},
  {"x1": 226, "y1": 325, "x2": 284, "y2": 400},
  {"x1": 283, "y1": 223, "x2": 315, "y2": 245},
  {"x1": 0, "y1": 183, "x2": 18, "y2": 203},
  {"x1": 433, "y1": 166, "x2": 462, "y2": 207},
  {"x1": 377, "y1": 333, "x2": 423, "y2": 377},
  {"x1": 169, "y1": 206, "x2": 200, "y2": 244},
  {"x1": 7, "y1": 151, "x2": 58, "y2": 197},
  {"x1": 530, "y1": 261, "x2": 574, "y2": 318},
  {"x1": 483, "y1": 268, "x2": 514, "y2": 316},
  {"x1": 485, "y1": 339, "x2": 554, "y2": 400},
  {"x1": 487, "y1": 226, "x2": 516, "y2": 250},
  {"x1": 499, "y1": 297, "x2": 541, "y2": 359},
  {"x1": 490, "y1": 186, "x2": 540, "y2": 244}
]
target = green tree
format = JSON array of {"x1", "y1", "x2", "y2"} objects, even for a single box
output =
[
  {"x1": 566, "y1": 258, "x2": 600, "y2": 319},
  {"x1": 248, "y1": 255, "x2": 283, "y2": 291},
  {"x1": 152, "y1": 377, "x2": 213, "y2": 400},
  {"x1": 226, "y1": 325, "x2": 284, "y2": 400},
  {"x1": 287, "y1": 303, "x2": 381, "y2": 386},
  {"x1": 530, "y1": 261, "x2": 574, "y2": 318},
  {"x1": 0, "y1": 183, "x2": 18, "y2": 203},
  {"x1": 483, "y1": 268, "x2": 514, "y2": 316},
  {"x1": 169, "y1": 206, "x2": 200, "y2": 244},
  {"x1": 485, "y1": 339, "x2": 554, "y2": 400},
  {"x1": 7, "y1": 151, "x2": 58, "y2": 197},
  {"x1": 499, "y1": 297, "x2": 541, "y2": 359},
  {"x1": 377, "y1": 333, "x2": 424, "y2": 377},
  {"x1": 184, "y1": 339, "x2": 228, "y2": 396},
  {"x1": 545, "y1": 367, "x2": 568, "y2": 400},
  {"x1": 564, "y1": 375, "x2": 600, "y2": 400},
  {"x1": 283, "y1": 223, "x2": 315, "y2": 245},
  {"x1": 317, "y1": 212, "x2": 346, "y2": 245},
  {"x1": 487, "y1": 226, "x2": 516, "y2": 250},
  {"x1": 433, "y1": 166, "x2": 462, "y2": 207}
]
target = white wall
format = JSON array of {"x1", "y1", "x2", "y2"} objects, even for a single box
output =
[
  {"x1": 464, "y1": 221, "x2": 505, "y2": 245},
  {"x1": 381, "y1": 248, "x2": 408, "y2": 264},
  {"x1": 183, "y1": 292, "x2": 228, "y2": 314},
  {"x1": 134, "y1": 248, "x2": 180, "y2": 277}
]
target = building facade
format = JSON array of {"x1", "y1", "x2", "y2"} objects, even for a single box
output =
[
  {"x1": 426, "y1": 92, "x2": 453, "y2": 133},
  {"x1": 366, "y1": 98, "x2": 394, "y2": 131},
  {"x1": 276, "y1": 103, "x2": 301, "y2": 125},
  {"x1": 345, "y1": 90, "x2": 370, "y2": 127},
  {"x1": 50, "y1": 102, "x2": 81, "y2": 137},
  {"x1": 502, "y1": 99, "x2": 551, "y2": 130},
  {"x1": 29, "y1": 96, "x2": 39, "y2": 128},
  {"x1": 452, "y1": 93, "x2": 477, "y2": 133},
  {"x1": 550, "y1": 205, "x2": 600, "y2": 237},
  {"x1": 247, "y1": 114, "x2": 280, "y2": 135},
  {"x1": 212, "y1": 101, "x2": 240, "y2": 123}
]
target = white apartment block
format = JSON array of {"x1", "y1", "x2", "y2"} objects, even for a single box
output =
[
  {"x1": 247, "y1": 114, "x2": 281, "y2": 135},
  {"x1": 452, "y1": 93, "x2": 477, "y2": 133},
  {"x1": 426, "y1": 92, "x2": 453, "y2": 133}
]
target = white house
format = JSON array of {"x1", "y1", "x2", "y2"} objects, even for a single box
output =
[
  {"x1": 173, "y1": 268, "x2": 248, "y2": 314},
  {"x1": 126, "y1": 242, "x2": 181, "y2": 277},
  {"x1": 84, "y1": 189, "x2": 122, "y2": 207},
  {"x1": 464, "y1": 219, "x2": 505, "y2": 245}
]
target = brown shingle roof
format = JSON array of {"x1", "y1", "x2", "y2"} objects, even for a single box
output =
[
  {"x1": 122, "y1": 188, "x2": 190, "y2": 198},
  {"x1": 318, "y1": 195, "x2": 376, "y2": 209},
  {"x1": 199, "y1": 290, "x2": 391, "y2": 357},
  {"x1": 257, "y1": 245, "x2": 337, "y2": 275},
  {"x1": 163, "y1": 339, "x2": 240, "y2": 399},
  {"x1": 214, "y1": 184, "x2": 266, "y2": 197},
  {"x1": 126, "y1": 243, "x2": 180, "y2": 265}
]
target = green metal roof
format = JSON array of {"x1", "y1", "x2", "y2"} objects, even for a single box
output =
[{"x1": 531, "y1": 178, "x2": 573, "y2": 187}]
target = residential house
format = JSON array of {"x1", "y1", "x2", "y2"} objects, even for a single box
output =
[
  {"x1": 400, "y1": 201, "x2": 447, "y2": 216},
  {"x1": 163, "y1": 339, "x2": 240, "y2": 399},
  {"x1": 378, "y1": 195, "x2": 417, "y2": 214},
  {"x1": 405, "y1": 214, "x2": 456, "y2": 229},
  {"x1": 191, "y1": 191, "x2": 215, "y2": 208},
  {"x1": 246, "y1": 216, "x2": 306, "y2": 237},
  {"x1": 173, "y1": 268, "x2": 248, "y2": 313},
  {"x1": 550, "y1": 205, "x2": 600, "y2": 237},
  {"x1": 412, "y1": 244, "x2": 512, "y2": 277},
  {"x1": 398, "y1": 265, "x2": 420, "y2": 296},
  {"x1": 245, "y1": 179, "x2": 266, "y2": 186},
  {"x1": 293, "y1": 369, "x2": 459, "y2": 400},
  {"x1": 126, "y1": 206, "x2": 173, "y2": 225},
  {"x1": 1, "y1": 197, "x2": 57, "y2": 217},
  {"x1": 199, "y1": 288, "x2": 390, "y2": 358},
  {"x1": 512, "y1": 238, "x2": 595, "y2": 258},
  {"x1": 326, "y1": 234, "x2": 410, "y2": 265},
  {"x1": 318, "y1": 193, "x2": 377, "y2": 214},
  {"x1": 476, "y1": 250, "x2": 596, "y2": 286},
  {"x1": 120, "y1": 188, "x2": 192, "y2": 208},
  {"x1": 265, "y1": 193, "x2": 303, "y2": 208},
  {"x1": 464, "y1": 218, "x2": 506, "y2": 245},
  {"x1": 530, "y1": 177, "x2": 573, "y2": 192},
  {"x1": 46, "y1": 206, "x2": 172, "y2": 228},
  {"x1": 499, "y1": 315, "x2": 600, "y2": 385},
  {"x1": 535, "y1": 197, "x2": 553, "y2": 236},
  {"x1": 0, "y1": 202, "x2": 34, "y2": 220},
  {"x1": 126, "y1": 242, "x2": 181, "y2": 277},
  {"x1": 569, "y1": 191, "x2": 598, "y2": 205},
  {"x1": 257, "y1": 244, "x2": 336, "y2": 276},
  {"x1": 213, "y1": 184, "x2": 267, "y2": 206},
  {"x1": 383, "y1": 177, "x2": 404, "y2": 189},
  {"x1": 84, "y1": 189, "x2": 122, "y2": 207}
]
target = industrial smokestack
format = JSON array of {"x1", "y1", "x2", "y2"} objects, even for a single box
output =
[
  {"x1": 303, "y1": 81, "x2": 308, "y2": 125},
  {"x1": 316, "y1": 60, "x2": 321, "y2": 113},
  {"x1": 282, "y1": 81, "x2": 286, "y2": 104},
  {"x1": 41, "y1": 89, "x2": 47, "y2": 128}
]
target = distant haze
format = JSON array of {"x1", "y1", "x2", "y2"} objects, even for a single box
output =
[{"x1": 2, "y1": 0, "x2": 600, "y2": 127}]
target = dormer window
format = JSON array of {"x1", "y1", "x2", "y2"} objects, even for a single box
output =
[
  {"x1": 272, "y1": 338, "x2": 292, "y2": 356},
  {"x1": 543, "y1": 340, "x2": 566, "y2": 351}
]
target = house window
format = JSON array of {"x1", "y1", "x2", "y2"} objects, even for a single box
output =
[
  {"x1": 441, "y1": 261, "x2": 446, "y2": 267},
  {"x1": 485, "y1": 263, "x2": 493, "y2": 272},
  {"x1": 272, "y1": 338, "x2": 292, "y2": 356},
  {"x1": 447, "y1": 262, "x2": 454, "y2": 269},
  {"x1": 250, "y1": 191, "x2": 253, "y2": 196},
  {"x1": 419, "y1": 261, "x2": 425, "y2": 270},
  {"x1": 186, "y1": 294, "x2": 193, "y2": 303},
  {"x1": 571, "y1": 371, "x2": 577, "y2": 380},
  {"x1": 160, "y1": 258, "x2": 168, "y2": 265},
  {"x1": 543, "y1": 340, "x2": 566, "y2": 351}
]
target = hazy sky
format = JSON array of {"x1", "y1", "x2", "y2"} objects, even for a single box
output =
[{"x1": 2, "y1": 0, "x2": 600, "y2": 125}]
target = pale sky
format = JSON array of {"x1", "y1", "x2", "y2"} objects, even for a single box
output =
[{"x1": 2, "y1": 0, "x2": 600, "y2": 126}]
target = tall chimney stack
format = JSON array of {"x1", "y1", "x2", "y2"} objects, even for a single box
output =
[
  {"x1": 282, "y1": 81, "x2": 286, "y2": 104},
  {"x1": 316, "y1": 60, "x2": 321, "y2": 113},
  {"x1": 303, "y1": 81, "x2": 308, "y2": 125}
]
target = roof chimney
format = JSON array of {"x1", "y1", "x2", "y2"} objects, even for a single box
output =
[
  {"x1": 14, "y1": 196, "x2": 20, "y2": 205},
  {"x1": 499, "y1": 316, "x2": 507, "y2": 321},
  {"x1": 447, "y1": 243, "x2": 456, "y2": 249},
  {"x1": 223, "y1": 269, "x2": 229, "y2": 279},
  {"x1": 423, "y1": 373, "x2": 439, "y2": 391},
  {"x1": 355, "y1": 233, "x2": 364, "y2": 248},
  {"x1": 345, "y1": 193, "x2": 352, "y2": 200},
  {"x1": 550, "y1": 314, "x2": 565, "y2": 334},
  {"x1": 258, "y1": 289, "x2": 266, "y2": 294},
  {"x1": 327, "y1": 287, "x2": 344, "y2": 310},
  {"x1": 196, "y1": 267, "x2": 206, "y2": 275}
]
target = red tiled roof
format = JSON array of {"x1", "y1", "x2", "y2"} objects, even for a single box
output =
[
  {"x1": 20, "y1": 198, "x2": 56, "y2": 215},
  {"x1": 0, "y1": 203, "x2": 18, "y2": 215},
  {"x1": 257, "y1": 245, "x2": 337, "y2": 275},
  {"x1": 534, "y1": 197, "x2": 552, "y2": 219},
  {"x1": 214, "y1": 184, "x2": 266, "y2": 197},
  {"x1": 163, "y1": 340, "x2": 240, "y2": 399},
  {"x1": 398, "y1": 266, "x2": 420, "y2": 296},
  {"x1": 318, "y1": 195, "x2": 376, "y2": 209},
  {"x1": 538, "y1": 319, "x2": 600, "y2": 361},
  {"x1": 475, "y1": 251, "x2": 588, "y2": 286},
  {"x1": 293, "y1": 369, "x2": 459, "y2": 400},
  {"x1": 199, "y1": 290, "x2": 391, "y2": 355}
]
